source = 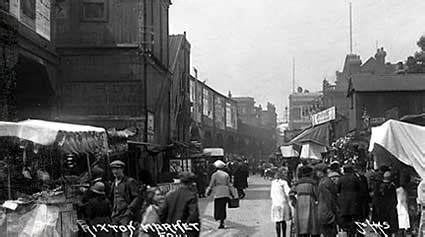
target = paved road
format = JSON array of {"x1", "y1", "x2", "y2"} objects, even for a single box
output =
[{"x1": 198, "y1": 175, "x2": 277, "y2": 237}]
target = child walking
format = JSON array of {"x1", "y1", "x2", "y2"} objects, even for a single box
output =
[{"x1": 271, "y1": 167, "x2": 292, "y2": 237}]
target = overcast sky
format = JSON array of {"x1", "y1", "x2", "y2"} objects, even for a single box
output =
[{"x1": 169, "y1": 0, "x2": 425, "y2": 118}]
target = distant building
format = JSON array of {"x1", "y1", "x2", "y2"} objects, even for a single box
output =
[
  {"x1": 347, "y1": 74, "x2": 425, "y2": 131},
  {"x1": 288, "y1": 91, "x2": 323, "y2": 130},
  {"x1": 323, "y1": 48, "x2": 398, "y2": 118},
  {"x1": 232, "y1": 97, "x2": 277, "y2": 130}
]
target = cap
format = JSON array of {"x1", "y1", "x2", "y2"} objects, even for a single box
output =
[
  {"x1": 90, "y1": 182, "x2": 105, "y2": 195},
  {"x1": 110, "y1": 160, "x2": 125, "y2": 168},
  {"x1": 180, "y1": 172, "x2": 196, "y2": 183},
  {"x1": 214, "y1": 160, "x2": 226, "y2": 169}
]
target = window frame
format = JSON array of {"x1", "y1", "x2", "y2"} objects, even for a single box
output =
[{"x1": 80, "y1": 0, "x2": 109, "y2": 22}]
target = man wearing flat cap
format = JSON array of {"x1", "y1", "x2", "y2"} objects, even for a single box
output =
[
  {"x1": 159, "y1": 171, "x2": 200, "y2": 237},
  {"x1": 109, "y1": 160, "x2": 141, "y2": 236},
  {"x1": 315, "y1": 163, "x2": 338, "y2": 237}
]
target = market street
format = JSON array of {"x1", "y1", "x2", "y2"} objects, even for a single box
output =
[{"x1": 199, "y1": 175, "x2": 277, "y2": 237}]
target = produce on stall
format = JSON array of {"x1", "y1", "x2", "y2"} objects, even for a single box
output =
[{"x1": 0, "y1": 119, "x2": 108, "y2": 237}]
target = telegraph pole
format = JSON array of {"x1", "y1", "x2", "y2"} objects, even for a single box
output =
[{"x1": 349, "y1": 2, "x2": 353, "y2": 54}]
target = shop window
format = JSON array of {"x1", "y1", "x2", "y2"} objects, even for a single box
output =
[{"x1": 81, "y1": 0, "x2": 108, "y2": 22}]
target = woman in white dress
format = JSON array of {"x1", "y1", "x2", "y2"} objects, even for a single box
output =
[
  {"x1": 396, "y1": 180, "x2": 410, "y2": 235},
  {"x1": 271, "y1": 167, "x2": 292, "y2": 237}
]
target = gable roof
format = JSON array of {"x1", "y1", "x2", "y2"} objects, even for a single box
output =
[{"x1": 348, "y1": 73, "x2": 425, "y2": 96}]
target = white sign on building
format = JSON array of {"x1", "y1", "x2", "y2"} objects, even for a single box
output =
[{"x1": 311, "y1": 106, "x2": 336, "y2": 126}]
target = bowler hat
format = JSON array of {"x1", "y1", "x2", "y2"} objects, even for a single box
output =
[
  {"x1": 110, "y1": 160, "x2": 125, "y2": 168},
  {"x1": 90, "y1": 182, "x2": 106, "y2": 195}
]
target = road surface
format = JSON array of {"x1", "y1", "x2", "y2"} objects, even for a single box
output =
[{"x1": 199, "y1": 175, "x2": 283, "y2": 237}]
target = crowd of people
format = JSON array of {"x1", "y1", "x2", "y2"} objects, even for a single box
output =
[
  {"x1": 78, "y1": 160, "x2": 201, "y2": 237},
  {"x1": 270, "y1": 160, "x2": 417, "y2": 237}
]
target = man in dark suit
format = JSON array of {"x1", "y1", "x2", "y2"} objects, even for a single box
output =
[{"x1": 159, "y1": 172, "x2": 200, "y2": 237}]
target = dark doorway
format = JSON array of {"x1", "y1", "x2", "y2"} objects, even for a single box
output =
[{"x1": 14, "y1": 56, "x2": 55, "y2": 120}]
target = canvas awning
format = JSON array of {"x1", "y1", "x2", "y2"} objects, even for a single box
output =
[
  {"x1": 300, "y1": 141, "x2": 327, "y2": 160},
  {"x1": 288, "y1": 122, "x2": 331, "y2": 147},
  {"x1": 369, "y1": 119, "x2": 425, "y2": 179},
  {"x1": 280, "y1": 145, "x2": 299, "y2": 158},
  {"x1": 0, "y1": 119, "x2": 108, "y2": 154}
]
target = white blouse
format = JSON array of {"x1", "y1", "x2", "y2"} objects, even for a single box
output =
[{"x1": 271, "y1": 179, "x2": 290, "y2": 206}]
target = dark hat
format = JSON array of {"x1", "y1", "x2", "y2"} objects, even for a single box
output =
[
  {"x1": 110, "y1": 160, "x2": 125, "y2": 168},
  {"x1": 179, "y1": 172, "x2": 196, "y2": 183},
  {"x1": 90, "y1": 182, "x2": 105, "y2": 195}
]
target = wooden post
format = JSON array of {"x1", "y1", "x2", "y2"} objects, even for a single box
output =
[{"x1": 86, "y1": 153, "x2": 92, "y2": 180}]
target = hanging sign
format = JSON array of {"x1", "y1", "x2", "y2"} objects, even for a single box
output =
[{"x1": 311, "y1": 106, "x2": 336, "y2": 126}]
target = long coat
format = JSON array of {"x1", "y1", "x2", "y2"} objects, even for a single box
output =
[
  {"x1": 206, "y1": 170, "x2": 232, "y2": 199},
  {"x1": 158, "y1": 185, "x2": 200, "y2": 237},
  {"x1": 356, "y1": 173, "x2": 371, "y2": 221},
  {"x1": 337, "y1": 173, "x2": 360, "y2": 217},
  {"x1": 373, "y1": 181, "x2": 398, "y2": 234},
  {"x1": 318, "y1": 176, "x2": 338, "y2": 225},
  {"x1": 233, "y1": 164, "x2": 248, "y2": 189},
  {"x1": 84, "y1": 195, "x2": 113, "y2": 237},
  {"x1": 289, "y1": 177, "x2": 319, "y2": 235}
]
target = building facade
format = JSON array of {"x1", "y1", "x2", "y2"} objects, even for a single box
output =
[
  {"x1": 348, "y1": 74, "x2": 425, "y2": 131},
  {"x1": 288, "y1": 91, "x2": 323, "y2": 130},
  {"x1": 55, "y1": 0, "x2": 171, "y2": 181},
  {"x1": 0, "y1": 0, "x2": 58, "y2": 121},
  {"x1": 323, "y1": 48, "x2": 398, "y2": 118}
]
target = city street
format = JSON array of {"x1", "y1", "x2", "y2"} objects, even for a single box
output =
[{"x1": 199, "y1": 175, "x2": 276, "y2": 237}]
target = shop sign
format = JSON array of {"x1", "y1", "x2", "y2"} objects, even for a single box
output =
[{"x1": 311, "y1": 106, "x2": 336, "y2": 126}]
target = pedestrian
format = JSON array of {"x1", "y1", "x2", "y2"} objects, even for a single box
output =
[
  {"x1": 109, "y1": 160, "x2": 142, "y2": 237},
  {"x1": 159, "y1": 172, "x2": 200, "y2": 237},
  {"x1": 315, "y1": 163, "x2": 338, "y2": 237},
  {"x1": 396, "y1": 173, "x2": 410, "y2": 236},
  {"x1": 84, "y1": 182, "x2": 113, "y2": 237},
  {"x1": 193, "y1": 163, "x2": 207, "y2": 198},
  {"x1": 138, "y1": 187, "x2": 164, "y2": 237},
  {"x1": 372, "y1": 171, "x2": 398, "y2": 236},
  {"x1": 270, "y1": 167, "x2": 292, "y2": 237},
  {"x1": 328, "y1": 161, "x2": 341, "y2": 185},
  {"x1": 233, "y1": 159, "x2": 248, "y2": 199},
  {"x1": 337, "y1": 164, "x2": 360, "y2": 237},
  {"x1": 289, "y1": 165, "x2": 319, "y2": 237},
  {"x1": 205, "y1": 160, "x2": 233, "y2": 229},
  {"x1": 417, "y1": 177, "x2": 425, "y2": 237},
  {"x1": 354, "y1": 164, "x2": 370, "y2": 222}
]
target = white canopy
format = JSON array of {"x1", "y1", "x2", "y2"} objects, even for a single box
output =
[
  {"x1": 369, "y1": 119, "x2": 425, "y2": 179},
  {"x1": 0, "y1": 119, "x2": 108, "y2": 154},
  {"x1": 300, "y1": 142, "x2": 327, "y2": 160},
  {"x1": 280, "y1": 145, "x2": 299, "y2": 158}
]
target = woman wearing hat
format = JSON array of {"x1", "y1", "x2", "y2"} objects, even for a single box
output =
[
  {"x1": 206, "y1": 160, "x2": 233, "y2": 229},
  {"x1": 372, "y1": 171, "x2": 398, "y2": 236},
  {"x1": 289, "y1": 165, "x2": 319, "y2": 237},
  {"x1": 84, "y1": 182, "x2": 113, "y2": 237}
]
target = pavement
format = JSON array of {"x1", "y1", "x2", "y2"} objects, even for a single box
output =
[{"x1": 198, "y1": 175, "x2": 276, "y2": 237}]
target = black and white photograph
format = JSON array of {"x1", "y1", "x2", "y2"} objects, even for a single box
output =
[{"x1": 1, "y1": 0, "x2": 425, "y2": 236}]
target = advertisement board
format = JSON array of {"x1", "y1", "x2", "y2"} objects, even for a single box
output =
[
  {"x1": 311, "y1": 106, "x2": 336, "y2": 126},
  {"x1": 214, "y1": 96, "x2": 225, "y2": 129}
]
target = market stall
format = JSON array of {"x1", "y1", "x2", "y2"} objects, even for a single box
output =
[{"x1": 0, "y1": 119, "x2": 108, "y2": 237}]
